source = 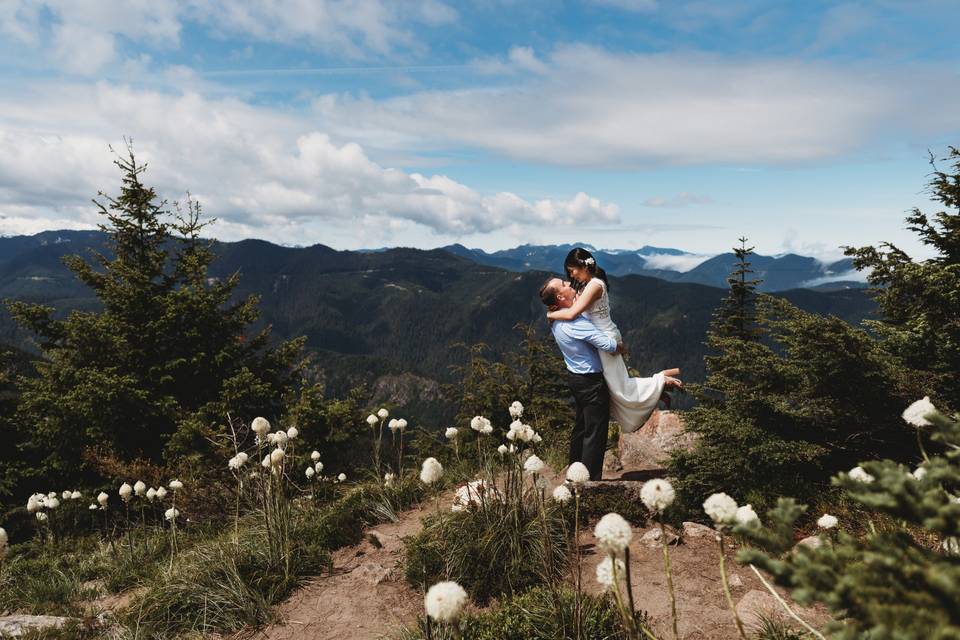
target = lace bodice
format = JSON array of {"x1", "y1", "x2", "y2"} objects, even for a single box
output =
[{"x1": 581, "y1": 278, "x2": 619, "y2": 338}]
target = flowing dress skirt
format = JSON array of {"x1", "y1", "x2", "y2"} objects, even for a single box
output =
[{"x1": 599, "y1": 330, "x2": 666, "y2": 433}]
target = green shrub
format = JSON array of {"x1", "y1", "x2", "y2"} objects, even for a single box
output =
[
  {"x1": 404, "y1": 498, "x2": 569, "y2": 604},
  {"x1": 400, "y1": 585, "x2": 632, "y2": 639}
]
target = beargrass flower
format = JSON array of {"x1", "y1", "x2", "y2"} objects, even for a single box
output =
[
  {"x1": 384, "y1": 472, "x2": 395, "y2": 486},
  {"x1": 164, "y1": 508, "x2": 179, "y2": 522},
  {"x1": 424, "y1": 581, "x2": 467, "y2": 623},
  {"x1": 46, "y1": 497, "x2": 60, "y2": 510},
  {"x1": 311, "y1": 450, "x2": 321, "y2": 461},
  {"x1": 286, "y1": 426, "x2": 299, "y2": 439},
  {"x1": 640, "y1": 478, "x2": 675, "y2": 513},
  {"x1": 595, "y1": 556, "x2": 625, "y2": 591},
  {"x1": 251, "y1": 417, "x2": 270, "y2": 435},
  {"x1": 36, "y1": 512, "x2": 48, "y2": 522},
  {"x1": 146, "y1": 487, "x2": 157, "y2": 501},
  {"x1": 397, "y1": 418, "x2": 408, "y2": 431},
  {"x1": 509, "y1": 401, "x2": 523, "y2": 419},
  {"x1": 26, "y1": 494, "x2": 39, "y2": 513},
  {"x1": 366, "y1": 414, "x2": 378, "y2": 426},
  {"x1": 902, "y1": 396, "x2": 936, "y2": 427},
  {"x1": 377, "y1": 408, "x2": 389, "y2": 419},
  {"x1": 445, "y1": 427, "x2": 458, "y2": 439},
  {"x1": 89, "y1": 504, "x2": 98, "y2": 510},
  {"x1": 273, "y1": 431, "x2": 289, "y2": 449},
  {"x1": 566, "y1": 462, "x2": 590, "y2": 486},
  {"x1": 134, "y1": 481, "x2": 147, "y2": 497},
  {"x1": 228, "y1": 455, "x2": 241, "y2": 470},
  {"x1": 452, "y1": 480, "x2": 500, "y2": 511},
  {"x1": 47, "y1": 492, "x2": 56, "y2": 499},
  {"x1": 703, "y1": 493, "x2": 738, "y2": 526},
  {"x1": 595, "y1": 512, "x2": 633, "y2": 554},
  {"x1": 735, "y1": 504, "x2": 759, "y2": 527},
  {"x1": 849, "y1": 466, "x2": 875, "y2": 483},
  {"x1": 270, "y1": 449, "x2": 285, "y2": 466},
  {"x1": 169, "y1": 479, "x2": 183, "y2": 491},
  {"x1": 305, "y1": 467, "x2": 315, "y2": 479},
  {"x1": 97, "y1": 492, "x2": 109, "y2": 507},
  {"x1": 337, "y1": 472, "x2": 346, "y2": 482},
  {"x1": 420, "y1": 457, "x2": 443, "y2": 484},
  {"x1": 470, "y1": 416, "x2": 485, "y2": 431},
  {"x1": 388, "y1": 418, "x2": 398, "y2": 432},
  {"x1": 552, "y1": 485, "x2": 572, "y2": 503},
  {"x1": 62, "y1": 490, "x2": 72, "y2": 500},
  {"x1": 497, "y1": 444, "x2": 509, "y2": 456},
  {"x1": 941, "y1": 537, "x2": 960, "y2": 555},
  {"x1": 119, "y1": 483, "x2": 133, "y2": 502},
  {"x1": 913, "y1": 466, "x2": 928, "y2": 481},
  {"x1": 524, "y1": 454, "x2": 545, "y2": 475},
  {"x1": 817, "y1": 514, "x2": 838, "y2": 529},
  {"x1": 155, "y1": 487, "x2": 167, "y2": 500},
  {"x1": 0, "y1": 526, "x2": 7, "y2": 551},
  {"x1": 70, "y1": 490, "x2": 81, "y2": 500},
  {"x1": 315, "y1": 461, "x2": 324, "y2": 472}
]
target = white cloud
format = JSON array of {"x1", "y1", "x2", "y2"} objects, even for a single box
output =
[
  {"x1": 799, "y1": 269, "x2": 868, "y2": 288},
  {"x1": 643, "y1": 192, "x2": 713, "y2": 207},
  {"x1": 0, "y1": 82, "x2": 618, "y2": 241},
  {"x1": 311, "y1": 45, "x2": 960, "y2": 168},
  {"x1": 641, "y1": 252, "x2": 713, "y2": 272},
  {"x1": 588, "y1": 0, "x2": 658, "y2": 12}
]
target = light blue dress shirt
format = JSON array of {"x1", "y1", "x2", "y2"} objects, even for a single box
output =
[{"x1": 550, "y1": 316, "x2": 619, "y2": 374}]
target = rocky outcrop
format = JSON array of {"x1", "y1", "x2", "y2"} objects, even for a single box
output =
[
  {"x1": 0, "y1": 615, "x2": 72, "y2": 638},
  {"x1": 617, "y1": 410, "x2": 696, "y2": 471}
]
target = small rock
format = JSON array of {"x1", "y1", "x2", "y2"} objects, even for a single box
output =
[
  {"x1": 0, "y1": 615, "x2": 73, "y2": 638},
  {"x1": 735, "y1": 589, "x2": 783, "y2": 628},
  {"x1": 795, "y1": 535, "x2": 823, "y2": 551},
  {"x1": 728, "y1": 573, "x2": 744, "y2": 589},
  {"x1": 603, "y1": 450, "x2": 623, "y2": 472},
  {"x1": 355, "y1": 562, "x2": 392, "y2": 586},
  {"x1": 682, "y1": 521, "x2": 715, "y2": 539},
  {"x1": 618, "y1": 410, "x2": 697, "y2": 470},
  {"x1": 639, "y1": 527, "x2": 678, "y2": 548}
]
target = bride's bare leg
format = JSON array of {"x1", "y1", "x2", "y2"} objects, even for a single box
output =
[{"x1": 662, "y1": 367, "x2": 680, "y2": 378}]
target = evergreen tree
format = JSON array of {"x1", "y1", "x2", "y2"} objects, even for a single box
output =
[
  {"x1": 7, "y1": 145, "x2": 304, "y2": 484},
  {"x1": 714, "y1": 237, "x2": 763, "y2": 342},
  {"x1": 844, "y1": 147, "x2": 960, "y2": 405}
]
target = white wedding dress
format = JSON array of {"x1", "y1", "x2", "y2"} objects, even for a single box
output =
[{"x1": 582, "y1": 278, "x2": 666, "y2": 433}]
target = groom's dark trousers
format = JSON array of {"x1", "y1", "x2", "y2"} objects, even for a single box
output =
[{"x1": 567, "y1": 371, "x2": 610, "y2": 481}]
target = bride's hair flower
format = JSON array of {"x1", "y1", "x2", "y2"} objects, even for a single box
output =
[
  {"x1": 640, "y1": 478, "x2": 675, "y2": 513},
  {"x1": 584, "y1": 257, "x2": 595, "y2": 265},
  {"x1": 902, "y1": 396, "x2": 936, "y2": 427},
  {"x1": 420, "y1": 457, "x2": 443, "y2": 484},
  {"x1": 703, "y1": 493, "x2": 738, "y2": 525},
  {"x1": 594, "y1": 512, "x2": 633, "y2": 553},
  {"x1": 424, "y1": 581, "x2": 468, "y2": 623},
  {"x1": 566, "y1": 462, "x2": 590, "y2": 486}
]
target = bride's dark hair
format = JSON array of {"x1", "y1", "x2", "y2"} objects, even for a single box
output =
[{"x1": 564, "y1": 247, "x2": 609, "y2": 293}]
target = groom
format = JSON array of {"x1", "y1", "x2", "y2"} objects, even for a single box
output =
[{"x1": 539, "y1": 277, "x2": 623, "y2": 481}]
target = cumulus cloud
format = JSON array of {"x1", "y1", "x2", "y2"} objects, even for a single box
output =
[
  {"x1": 0, "y1": 82, "x2": 617, "y2": 241},
  {"x1": 312, "y1": 45, "x2": 960, "y2": 167},
  {"x1": 643, "y1": 192, "x2": 713, "y2": 207}
]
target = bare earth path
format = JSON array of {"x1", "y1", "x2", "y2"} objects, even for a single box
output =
[{"x1": 249, "y1": 502, "x2": 438, "y2": 640}]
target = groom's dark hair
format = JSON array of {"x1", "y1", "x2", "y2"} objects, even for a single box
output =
[{"x1": 539, "y1": 277, "x2": 560, "y2": 307}]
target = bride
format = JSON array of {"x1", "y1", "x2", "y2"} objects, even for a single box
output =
[{"x1": 546, "y1": 247, "x2": 682, "y2": 432}]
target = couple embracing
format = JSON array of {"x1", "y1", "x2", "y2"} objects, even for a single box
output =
[{"x1": 539, "y1": 248, "x2": 683, "y2": 481}]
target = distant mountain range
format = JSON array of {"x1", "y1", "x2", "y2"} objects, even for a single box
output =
[
  {"x1": 0, "y1": 230, "x2": 877, "y2": 424},
  {"x1": 441, "y1": 243, "x2": 866, "y2": 293}
]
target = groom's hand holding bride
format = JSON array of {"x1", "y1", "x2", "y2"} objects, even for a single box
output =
[{"x1": 615, "y1": 342, "x2": 627, "y2": 355}]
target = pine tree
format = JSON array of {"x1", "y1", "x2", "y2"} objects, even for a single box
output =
[
  {"x1": 7, "y1": 144, "x2": 304, "y2": 484},
  {"x1": 714, "y1": 237, "x2": 763, "y2": 342},
  {"x1": 844, "y1": 147, "x2": 960, "y2": 405}
]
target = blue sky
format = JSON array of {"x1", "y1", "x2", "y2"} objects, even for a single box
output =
[{"x1": 1, "y1": 1, "x2": 959, "y2": 264}]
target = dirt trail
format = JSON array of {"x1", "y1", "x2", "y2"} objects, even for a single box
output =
[{"x1": 250, "y1": 501, "x2": 434, "y2": 640}]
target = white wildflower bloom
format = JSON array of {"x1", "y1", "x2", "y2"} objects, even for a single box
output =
[
  {"x1": 155, "y1": 487, "x2": 167, "y2": 500},
  {"x1": 119, "y1": 483, "x2": 133, "y2": 502},
  {"x1": 315, "y1": 461, "x2": 324, "y2": 473},
  {"x1": 388, "y1": 418, "x2": 399, "y2": 432},
  {"x1": 134, "y1": 481, "x2": 147, "y2": 497},
  {"x1": 384, "y1": 472, "x2": 395, "y2": 486},
  {"x1": 523, "y1": 454, "x2": 545, "y2": 475},
  {"x1": 566, "y1": 462, "x2": 590, "y2": 486},
  {"x1": 532, "y1": 433, "x2": 542, "y2": 443},
  {"x1": 0, "y1": 526, "x2": 7, "y2": 549},
  {"x1": 735, "y1": 504, "x2": 760, "y2": 527},
  {"x1": 286, "y1": 426, "x2": 299, "y2": 439},
  {"x1": 452, "y1": 480, "x2": 501, "y2": 512},
  {"x1": 913, "y1": 466, "x2": 927, "y2": 481},
  {"x1": 169, "y1": 479, "x2": 184, "y2": 491},
  {"x1": 497, "y1": 444, "x2": 509, "y2": 456},
  {"x1": 311, "y1": 450, "x2": 321, "y2": 461},
  {"x1": 595, "y1": 556, "x2": 626, "y2": 591},
  {"x1": 594, "y1": 512, "x2": 633, "y2": 554},
  {"x1": 146, "y1": 487, "x2": 157, "y2": 501},
  {"x1": 849, "y1": 466, "x2": 875, "y2": 483},
  {"x1": 509, "y1": 401, "x2": 524, "y2": 419},
  {"x1": 552, "y1": 485, "x2": 573, "y2": 503},
  {"x1": 26, "y1": 495, "x2": 39, "y2": 513},
  {"x1": 251, "y1": 417, "x2": 271, "y2": 435},
  {"x1": 480, "y1": 422, "x2": 493, "y2": 435},
  {"x1": 424, "y1": 581, "x2": 468, "y2": 622},
  {"x1": 366, "y1": 414, "x2": 378, "y2": 426},
  {"x1": 942, "y1": 537, "x2": 960, "y2": 555},
  {"x1": 47, "y1": 492, "x2": 57, "y2": 499},
  {"x1": 273, "y1": 431, "x2": 289, "y2": 449},
  {"x1": 46, "y1": 497, "x2": 60, "y2": 510},
  {"x1": 703, "y1": 493, "x2": 738, "y2": 526},
  {"x1": 420, "y1": 457, "x2": 444, "y2": 484},
  {"x1": 397, "y1": 418, "x2": 408, "y2": 430},
  {"x1": 470, "y1": 416, "x2": 485, "y2": 431},
  {"x1": 902, "y1": 396, "x2": 936, "y2": 427},
  {"x1": 97, "y1": 492, "x2": 109, "y2": 507},
  {"x1": 337, "y1": 472, "x2": 347, "y2": 482},
  {"x1": 305, "y1": 467, "x2": 315, "y2": 479},
  {"x1": 262, "y1": 454, "x2": 272, "y2": 468},
  {"x1": 62, "y1": 490, "x2": 72, "y2": 500},
  {"x1": 236, "y1": 452, "x2": 248, "y2": 467},
  {"x1": 70, "y1": 491, "x2": 82, "y2": 500},
  {"x1": 377, "y1": 408, "x2": 389, "y2": 419},
  {"x1": 270, "y1": 448, "x2": 285, "y2": 466},
  {"x1": 164, "y1": 508, "x2": 179, "y2": 521},
  {"x1": 640, "y1": 479, "x2": 675, "y2": 514},
  {"x1": 266, "y1": 432, "x2": 277, "y2": 445},
  {"x1": 36, "y1": 512, "x2": 48, "y2": 522},
  {"x1": 89, "y1": 504, "x2": 98, "y2": 510},
  {"x1": 228, "y1": 455, "x2": 241, "y2": 470},
  {"x1": 445, "y1": 427, "x2": 459, "y2": 439},
  {"x1": 817, "y1": 514, "x2": 838, "y2": 529}
]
